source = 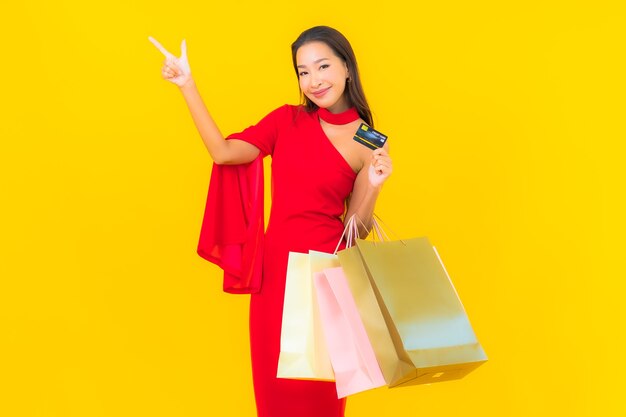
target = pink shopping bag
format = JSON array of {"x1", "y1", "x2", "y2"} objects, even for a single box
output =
[{"x1": 313, "y1": 266, "x2": 386, "y2": 398}]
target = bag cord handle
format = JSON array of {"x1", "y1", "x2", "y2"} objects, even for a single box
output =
[{"x1": 334, "y1": 213, "x2": 405, "y2": 254}]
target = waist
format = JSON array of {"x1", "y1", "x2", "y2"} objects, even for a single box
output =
[{"x1": 265, "y1": 215, "x2": 346, "y2": 254}]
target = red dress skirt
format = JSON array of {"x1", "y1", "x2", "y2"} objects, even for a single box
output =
[{"x1": 226, "y1": 104, "x2": 357, "y2": 417}]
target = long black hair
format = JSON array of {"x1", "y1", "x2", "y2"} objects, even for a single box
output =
[{"x1": 291, "y1": 26, "x2": 374, "y2": 127}]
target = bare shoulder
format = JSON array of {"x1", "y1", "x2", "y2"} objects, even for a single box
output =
[{"x1": 349, "y1": 119, "x2": 377, "y2": 173}]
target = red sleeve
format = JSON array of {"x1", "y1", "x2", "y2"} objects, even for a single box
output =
[{"x1": 225, "y1": 104, "x2": 292, "y2": 157}]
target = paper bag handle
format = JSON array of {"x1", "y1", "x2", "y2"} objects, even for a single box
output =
[
  {"x1": 334, "y1": 213, "x2": 405, "y2": 254},
  {"x1": 370, "y1": 213, "x2": 405, "y2": 245},
  {"x1": 333, "y1": 214, "x2": 360, "y2": 254}
]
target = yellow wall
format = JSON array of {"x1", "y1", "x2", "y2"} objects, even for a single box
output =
[{"x1": 1, "y1": 1, "x2": 624, "y2": 416}]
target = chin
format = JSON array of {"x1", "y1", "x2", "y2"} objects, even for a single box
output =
[
  {"x1": 304, "y1": 95, "x2": 322, "y2": 108},
  {"x1": 307, "y1": 95, "x2": 339, "y2": 110}
]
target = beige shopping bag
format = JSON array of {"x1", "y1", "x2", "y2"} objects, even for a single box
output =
[
  {"x1": 276, "y1": 215, "x2": 364, "y2": 382},
  {"x1": 276, "y1": 251, "x2": 337, "y2": 381}
]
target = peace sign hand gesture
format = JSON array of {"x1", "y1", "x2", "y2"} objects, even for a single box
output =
[{"x1": 148, "y1": 36, "x2": 193, "y2": 88}]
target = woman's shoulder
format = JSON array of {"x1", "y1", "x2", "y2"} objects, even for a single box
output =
[
  {"x1": 275, "y1": 103, "x2": 306, "y2": 115},
  {"x1": 263, "y1": 103, "x2": 299, "y2": 118},
  {"x1": 266, "y1": 103, "x2": 313, "y2": 125}
]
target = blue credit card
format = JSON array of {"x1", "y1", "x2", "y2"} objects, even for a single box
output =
[{"x1": 353, "y1": 123, "x2": 388, "y2": 150}]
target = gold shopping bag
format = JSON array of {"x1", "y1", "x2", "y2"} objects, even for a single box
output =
[
  {"x1": 337, "y1": 245, "x2": 414, "y2": 386},
  {"x1": 348, "y1": 236, "x2": 488, "y2": 387},
  {"x1": 276, "y1": 251, "x2": 337, "y2": 381}
]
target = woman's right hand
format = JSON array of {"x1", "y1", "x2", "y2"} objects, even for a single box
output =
[{"x1": 148, "y1": 36, "x2": 193, "y2": 88}]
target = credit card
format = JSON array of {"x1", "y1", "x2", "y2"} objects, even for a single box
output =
[{"x1": 353, "y1": 123, "x2": 388, "y2": 150}]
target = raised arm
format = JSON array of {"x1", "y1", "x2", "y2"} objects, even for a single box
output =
[
  {"x1": 344, "y1": 143, "x2": 393, "y2": 238},
  {"x1": 149, "y1": 36, "x2": 260, "y2": 165}
]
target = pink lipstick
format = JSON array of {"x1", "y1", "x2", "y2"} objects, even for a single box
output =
[{"x1": 312, "y1": 87, "x2": 330, "y2": 98}]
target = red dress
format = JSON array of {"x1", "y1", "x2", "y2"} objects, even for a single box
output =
[{"x1": 226, "y1": 104, "x2": 357, "y2": 417}]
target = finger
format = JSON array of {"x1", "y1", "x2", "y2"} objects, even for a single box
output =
[
  {"x1": 376, "y1": 166, "x2": 391, "y2": 175},
  {"x1": 374, "y1": 157, "x2": 392, "y2": 166},
  {"x1": 373, "y1": 165, "x2": 391, "y2": 175},
  {"x1": 181, "y1": 39, "x2": 187, "y2": 60},
  {"x1": 372, "y1": 155, "x2": 391, "y2": 165},
  {"x1": 149, "y1": 36, "x2": 174, "y2": 58},
  {"x1": 374, "y1": 161, "x2": 392, "y2": 169},
  {"x1": 370, "y1": 162, "x2": 389, "y2": 172},
  {"x1": 372, "y1": 158, "x2": 392, "y2": 168},
  {"x1": 164, "y1": 58, "x2": 181, "y2": 74}
]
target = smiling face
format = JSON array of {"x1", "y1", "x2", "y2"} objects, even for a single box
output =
[{"x1": 296, "y1": 41, "x2": 350, "y2": 113}]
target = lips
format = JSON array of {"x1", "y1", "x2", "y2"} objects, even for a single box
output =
[{"x1": 312, "y1": 87, "x2": 330, "y2": 98}]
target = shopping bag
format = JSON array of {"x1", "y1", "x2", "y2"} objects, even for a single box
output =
[
  {"x1": 276, "y1": 214, "x2": 362, "y2": 382},
  {"x1": 313, "y1": 266, "x2": 386, "y2": 398},
  {"x1": 276, "y1": 251, "x2": 336, "y2": 381},
  {"x1": 346, "y1": 236, "x2": 487, "y2": 387},
  {"x1": 336, "y1": 245, "x2": 415, "y2": 386}
]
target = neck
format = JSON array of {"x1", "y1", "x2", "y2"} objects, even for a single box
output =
[{"x1": 317, "y1": 106, "x2": 360, "y2": 125}]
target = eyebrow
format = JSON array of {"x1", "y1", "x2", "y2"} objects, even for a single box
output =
[{"x1": 297, "y1": 58, "x2": 330, "y2": 68}]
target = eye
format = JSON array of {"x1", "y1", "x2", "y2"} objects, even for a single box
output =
[
  {"x1": 298, "y1": 71, "x2": 308, "y2": 77},
  {"x1": 320, "y1": 64, "x2": 330, "y2": 70}
]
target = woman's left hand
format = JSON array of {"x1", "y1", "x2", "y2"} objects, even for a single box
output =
[{"x1": 368, "y1": 148, "x2": 393, "y2": 188}]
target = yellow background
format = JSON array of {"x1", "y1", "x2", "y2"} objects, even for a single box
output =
[{"x1": 1, "y1": 1, "x2": 624, "y2": 416}]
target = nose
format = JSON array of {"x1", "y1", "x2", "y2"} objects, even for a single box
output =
[{"x1": 310, "y1": 72, "x2": 322, "y2": 89}]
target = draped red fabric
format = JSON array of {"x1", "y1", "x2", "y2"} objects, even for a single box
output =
[{"x1": 196, "y1": 155, "x2": 264, "y2": 294}]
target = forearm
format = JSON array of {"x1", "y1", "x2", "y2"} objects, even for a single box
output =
[
  {"x1": 179, "y1": 80, "x2": 260, "y2": 164},
  {"x1": 345, "y1": 183, "x2": 382, "y2": 239},
  {"x1": 178, "y1": 80, "x2": 231, "y2": 164},
  {"x1": 151, "y1": 37, "x2": 258, "y2": 164}
]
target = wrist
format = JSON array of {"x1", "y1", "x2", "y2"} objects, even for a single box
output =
[
  {"x1": 367, "y1": 182, "x2": 383, "y2": 194},
  {"x1": 179, "y1": 77, "x2": 196, "y2": 92}
]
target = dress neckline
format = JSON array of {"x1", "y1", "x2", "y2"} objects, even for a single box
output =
[
  {"x1": 317, "y1": 106, "x2": 360, "y2": 125},
  {"x1": 311, "y1": 112, "x2": 358, "y2": 177}
]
